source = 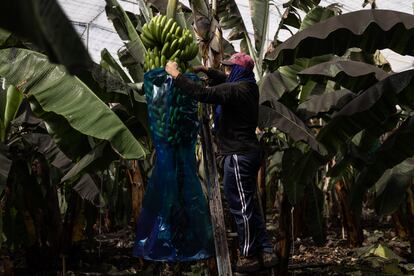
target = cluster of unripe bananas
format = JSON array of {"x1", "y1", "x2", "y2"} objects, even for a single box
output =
[
  {"x1": 147, "y1": 86, "x2": 198, "y2": 145},
  {"x1": 141, "y1": 15, "x2": 199, "y2": 72}
]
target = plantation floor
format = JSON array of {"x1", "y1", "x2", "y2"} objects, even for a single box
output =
[{"x1": 3, "y1": 211, "x2": 413, "y2": 275}]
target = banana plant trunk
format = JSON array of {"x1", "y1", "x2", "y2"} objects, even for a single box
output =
[
  {"x1": 392, "y1": 181, "x2": 414, "y2": 258},
  {"x1": 277, "y1": 193, "x2": 292, "y2": 276},
  {"x1": 335, "y1": 180, "x2": 363, "y2": 247},
  {"x1": 126, "y1": 160, "x2": 145, "y2": 225},
  {"x1": 257, "y1": 154, "x2": 267, "y2": 220}
]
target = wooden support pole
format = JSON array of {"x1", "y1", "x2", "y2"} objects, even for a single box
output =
[{"x1": 200, "y1": 104, "x2": 232, "y2": 276}]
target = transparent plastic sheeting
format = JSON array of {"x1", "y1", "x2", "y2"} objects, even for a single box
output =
[{"x1": 133, "y1": 69, "x2": 214, "y2": 261}]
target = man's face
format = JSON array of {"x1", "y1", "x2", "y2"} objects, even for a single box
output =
[{"x1": 224, "y1": 65, "x2": 232, "y2": 77}]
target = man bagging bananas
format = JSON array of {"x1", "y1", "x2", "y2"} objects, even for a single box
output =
[{"x1": 165, "y1": 53, "x2": 278, "y2": 273}]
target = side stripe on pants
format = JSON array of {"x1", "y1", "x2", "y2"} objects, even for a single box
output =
[{"x1": 233, "y1": 154, "x2": 250, "y2": 256}]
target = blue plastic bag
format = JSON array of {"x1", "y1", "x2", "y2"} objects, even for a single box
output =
[{"x1": 133, "y1": 69, "x2": 214, "y2": 261}]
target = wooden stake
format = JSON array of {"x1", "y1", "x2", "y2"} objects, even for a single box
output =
[{"x1": 200, "y1": 105, "x2": 232, "y2": 276}]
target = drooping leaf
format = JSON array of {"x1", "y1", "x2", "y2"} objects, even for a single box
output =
[
  {"x1": 0, "y1": 0, "x2": 91, "y2": 75},
  {"x1": 258, "y1": 104, "x2": 327, "y2": 155},
  {"x1": 277, "y1": 55, "x2": 335, "y2": 99},
  {"x1": 282, "y1": 8, "x2": 301, "y2": 29},
  {"x1": 297, "y1": 89, "x2": 355, "y2": 120},
  {"x1": 106, "y1": 0, "x2": 146, "y2": 83},
  {"x1": 105, "y1": 0, "x2": 140, "y2": 42},
  {"x1": 318, "y1": 69, "x2": 414, "y2": 153},
  {"x1": 218, "y1": 0, "x2": 248, "y2": 41},
  {"x1": 350, "y1": 116, "x2": 414, "y2": 211},
  {"x1": 266, "y1": 10, "x2": 414, "y2": 67},
  {"x1": 73, "y1": 174, "x2": 100, "y2": 203},
  {"x1": 21, "y1": 132, "x2": 73, "y2": 172},
  {"x1": 100, "y1": 48, "x2": 132, "y2": 83},
  {"x1": 0, "y1": 48, "x2": 148, "y2": 160},
  {"x1": 259, "y1": 71, "x2": 299, "y2": 104},
  {"x1": 374, "y1": 158, "x2": 414, "y2": 215},
  {"x1": 118, "y1": 39, "x2": 146, "y2": 83},
  {"x1": 298, "y1": 60, "x2": 388, "y2": 92},
  {"x1": 61, "y1": 142, "x2": 115, "y2": 184}
]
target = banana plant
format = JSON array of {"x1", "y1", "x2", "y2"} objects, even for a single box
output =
[
  {"x1": 261, "y1": 9, "x2": 414, "y2": 259},
  {"x1": 0, "y1": 48, "x2": 148, "y2": 160}
]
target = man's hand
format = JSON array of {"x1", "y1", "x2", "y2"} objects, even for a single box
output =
[{"x1": 165, "y1": 61, "x2": 180, "y2": 79}]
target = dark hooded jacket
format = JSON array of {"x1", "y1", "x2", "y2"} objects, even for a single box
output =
[{"x1": 174, "y1": 67, "x2": 260, "y2": 155}]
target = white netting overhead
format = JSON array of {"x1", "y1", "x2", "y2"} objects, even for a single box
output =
[{"x1": 57, "y1": 0, "x2": 414, "y2": 71}]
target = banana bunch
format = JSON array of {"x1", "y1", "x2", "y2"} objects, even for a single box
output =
[
  {"x1": 141, "y1": 15, "x2": 199, "y2": 72},
  {"x1": 147, "y1": 85, "x2": 198, "y2": 145}
]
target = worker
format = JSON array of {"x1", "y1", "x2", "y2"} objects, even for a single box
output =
[{"x1": 165, "y1": 52, "x2": 278, "y2": 273}]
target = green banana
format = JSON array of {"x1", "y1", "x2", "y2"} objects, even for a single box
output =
[
  {"x1": 142, "y1": 24, "x2": 156, "y2": 42},
  {"x1": 170, "y1": 49, "x2": 181, "y2": 60},
  {"x1": 189, "y1": 43, "x2": 199, "y2": 59},
  {"x1": 165, "y1": 33, "x2": 173, "y2": 44},
  {"x1": 161, "y1": 42, "x2": 170, "y2": 56},
  {"x1": 140, "y1": 33, "x2": 154, "y2": 48},
  {"x1": 161, "y1": 55, "x2": 166, "y2": 67},
  {"x1": 154, "y1": 46, "x2": 159, "y2": 57},
  {"x1": 155, "y1": 56, "x2": 160, "y2": 68},
  {"x1": 160, "y1": 16, "x2": 167, "y2": 29},
  {"x1": 174, "y1": 25, "x2": 182, "y2": 37},
  {"x1": 155, "y1": 23, "x2": 161, "y2": 42},
  {"x1": 169, "y1": 39, "x2": 179, "y2": 56},
  {"x1": 170, "y1": 22, "x2": 178, "y2": 36},
  {"x1": 162, "y1": 19, "x2": 174, "y2": 41}
]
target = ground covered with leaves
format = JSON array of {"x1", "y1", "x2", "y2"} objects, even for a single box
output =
[{"x1": 1, "y1": 212, "x2": 413, "y2": 275}]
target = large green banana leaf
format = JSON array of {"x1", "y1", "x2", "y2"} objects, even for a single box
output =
[
  {"x1": 0, "y1": 0, "x2": 91, "y2": 75},
  {"x1": 266, "y1": 10, "x2": 414, "y2": 67},
  {"x1": 249, "y1": 0, "x2": 269, "y2": 54},
  {"x1": 259, "y1": 71, "x2": 299, "y2": 104},
  {"x1": 0, "y1": 48, "x2": 148, "y2": 160},
  {"x1": 297, "y1": 89, "x2": 355, "y2": 120},
  {"x1": 261, "y1": 55, "x2": 334, "y2": 106},
  {"x1": 258, "y1": 103, "x2": 327, "y2": 155},
  {"x1": 298, "y1": 60, "x2": 388, "y2": 92},
  {"x1": 317, "y1": 69, "x2": 414, "y2": 153}
]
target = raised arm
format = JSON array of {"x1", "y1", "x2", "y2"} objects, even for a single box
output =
[{"x1": 174, "y1": 73, "x2": 241, "y2": 104}]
